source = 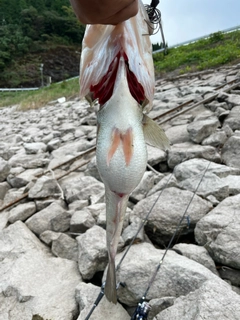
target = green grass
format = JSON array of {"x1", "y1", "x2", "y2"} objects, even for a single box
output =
[
  {"x1": 0, "y1": 78, "x2": 80, "y2": 110},
  {"x1": 1, "y1": 30, "x2": 240, "y2": 110},
  {"x1": 154, "y1": 30, "x2": 240, "y2": 76}
]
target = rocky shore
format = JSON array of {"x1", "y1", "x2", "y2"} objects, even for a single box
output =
[{"x1": 1, "y1": 64, "x2": 240, "y2": 320}]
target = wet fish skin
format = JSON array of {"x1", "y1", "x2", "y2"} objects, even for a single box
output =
[{"x1": 96, "y1": 57, "x2": 148, "y2": 303}]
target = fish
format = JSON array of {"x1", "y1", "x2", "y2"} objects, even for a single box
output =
[{"x1": 79, "y1": 0, "x2": 169, "y2": 304}]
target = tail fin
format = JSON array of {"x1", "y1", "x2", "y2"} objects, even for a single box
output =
[{"x1": 104, "y1": 259, "x2": 117, "y2": 304}]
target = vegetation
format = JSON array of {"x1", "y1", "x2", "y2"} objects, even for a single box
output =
[
  {"x1": 0, "y1": 0, "x2": 85, "y2": 87},
  {"x1": 0, "y1": 78, "x2": 80, "y2": 109},
  {"x1": 154, "y1": 31, "x2": 240, "y2": 76}
]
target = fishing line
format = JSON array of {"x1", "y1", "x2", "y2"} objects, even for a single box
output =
[
  {"x1": 84, "y1": 171, "x2": 173, "y2": 320},
  {"x1": 116, "y1": 173, "x2": 173, "y2": 271},
  {"x1": 85, "y1": 160, "x2": 211, "y2": 319},
  {"x1": 131, "y1": 160, "x2": 211, "y2": 319},
  {"x1": 144, "y1": 0, "x2": 162, "y2": 35}
]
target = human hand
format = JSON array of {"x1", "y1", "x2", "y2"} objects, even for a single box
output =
[{"x1": 70, "y1": 0, "x2": 138, "y2": 25}]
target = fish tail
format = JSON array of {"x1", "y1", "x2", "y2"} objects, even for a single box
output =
[{"x1": 105, "y1": 257, "x2": 117, "y2": 304}]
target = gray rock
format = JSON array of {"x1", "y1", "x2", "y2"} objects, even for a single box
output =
[
  {"x1": 147, "y1": 145, "x2": 167, "y2": 166},
  {"x1": 201, "y1": 130, "x2": 227, "y2": 147},
  {"x1": 222, "y1": 135, "x2": 240, "y2": 168},
  {"x1": 26, "y1": 201, "x2": 70, "y2": 236},
  {"x1": 221, "y1": 175, "x2": 240, "y2": 195},
  {"x1": 39, "y1": 230, "x2": 61, "y2": 246},
  {"x1": 155, "y1": 280, "x2": 240, "y2": 320},
  {"x1": 0, "y1": 221, "x2": 81, "y2": 320},
  {"x1": 8, "y1": 153, "x2": 49, "y2": 169},
  {"x1": 70, "y1": 208, "x2": 96, "y2": 233},
  {"x1": 8, "y1": 202, "x2": 36, "y2": 223},
  {"x1": 173, "y1": 158, "x2": 240, "y2": 180},
  {"x1": 0, "y1": 181, "x2": 10, "y2": 200},
  {"x1": 0, "y1": 157, "x2": 10, "y2": 182},
  {"x1": 178, "y1": 171, "x2": 229, "y2": 201},
  {"x1": 62, "y1": 175, "x2": 105, "y2": 204},
  {"x1": 84, "y1": 156, "x2": 102, "y2": 181},
  {"x1": 167, "y1": 142, "x2": 221, "y2": 168},
  {"x1": 148, "y1": 297, "x2": 175, "y2": 320},
  {"x1": 46, "y1": 138, "x2": 61, "y2": 152},
  {"x1": 75, "y1": 282, "x2": 130, "y2": 320},
  {"x1": 14, "y1": 168, "x2": 44, "y2": 186},
  {"x1": 24, "y1": 142, "x2": 47, "y2": 154},
  {"x1": 147, "y1": 174, "x2": 178, "y2": 196},
  {"x1": 77, "y1": 225, "x2": 108, "y2": 279},
  {"x1": 218, "y1": 266, "x2": 240, "y2": 287},
  {"x1": 187, "y1": 117, "x2": 220, "y2": 143},
  {"x1": 130, "y1": 171, "x2": 155, "y2": 202},
  {"x1": 0, "y1": 210, "x2": 9, "y2": 231},
  {"x1": 132, "y1": 187, "x2": 212, "y2": 245},
  {"x1": 223, "y1": 105, "x2": 240, "y2": 130},
  {"x1": 68, "y1": 199, "x2": 89, "y2": 211},
  {"x1": 122, "y1": 217, "x2": 145, "y2": 245},
  {"x1": 173, "y1": 243, "x2": 218, "y2": 275},
  {"x1": 165, "y1": 124, "x2": 190, "y2": 145},
  {"x1": 195, "y1": 194, "x2": 240, "y2": 269},
  {"x1": 225, "y1": 93, "x2": 240, "y2": 107},
  {"x1": 112, "y1": 242, "x2": 219, "y2": 306},
  {"x1": 51, "y1": 233, "x2": 78, "y2": 261},
  {"x1": 28, "y1": 175, "x2": 62, "y2": 199}
]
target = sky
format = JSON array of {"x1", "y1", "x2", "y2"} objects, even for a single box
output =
[{"x1": 144, "y1": 0, "x2": 240, "y2": 46}]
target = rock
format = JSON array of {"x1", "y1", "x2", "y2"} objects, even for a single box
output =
[
  {"x1": 39, "y1": 230, "x2": 61, "y2": 246},
  {"x1": 112, "y1": 242, "x2": 219, "y2": 306},
  {"x1": 147, "y1": 145, "x2": 167, "y2": 166},
  {"x1": 221, "y1": 175, "x2": 240, "y2": 195},
  {"x1": 122, "y1": 217, "x2": 145, "y2": 245},
  {"x1": 70, "y1": 208, "x2": 96, "y2": 233},
  {"x1": 147, "y1": 174, "x2": 178, "y2": 196},
  {"x1": 26, "y1": 201, "x2": 70, "y2": 236},
  {"x1": 130, "y1": 171, "x2": 155, "y2": 202},
  {"x1": 8, "y1": 153, "x2": 49, "y2": 169},
  {"x1": 167, "y1": 142, "x2": 221, "y2": 168},
  {"x1": 28, "y1": 175, "x2": 63, "y2": 199},
  {"x1": 187, "y1": 117, "x2": 219, "y2": 143},
  {"x1": 0, "y1": 221, "x2": 81, "y2": 320},
  {"x1": 51, "y1": 233, "x2": 78, "y2": 261},
  {"x1": 0, "y1": 157, "x2": 10, "y2": 182},
  {"x1": 173, "y1": 243, "x2": 218, "y2": 275},
  {"x1": 165, "y1": 124, "x2": 190, "y2": 145},
  {"x1": 225, "y1": 93, "x2": 240, "y2": 107},
  {"x1": 84, "y1": 156, "x2": 102, "y2": 181},
  {"x1": 173, "y1": 158, "x2": 240, "y2": 180},
  {"x1": 24, "y1": 142, "x2": 47, "y2": 154},
  {"x1": 218, "y1": 266, "x2": 240, "y2": 286},
  {"x1": 223, "y1": 105, "x2": 240, "y2": 130},
  {"x1": 0, "y1": 181, "x2": 10, "y2": 200},
  {"x1": 8, "y1": 202, "x2": 36, "y2": 223},
  {"x1": 148, "y1": 297, "x2": 175, "y2": 320},
  {"x1": 178, "y1": 172, "x2": 229, "y2": 201},
  {"x1": 0, "y1": 210, "x2": 9, "y2": 230},
  {"x1": 77, "y1": 225, "x2": 108, "y2": 279},
  {"x1": 155, "y1": 280, "x2": 240, "y2": 320},
  {"x1": 75, "y1": 282, "x2": 130, "y2": 320},
  {"x1": 195, "y1": 194, "x2": 240, "y2": 269},
  {"x1": 222, "y1": 135, "x2": 240, "y2": 168},
  {"x1": 14, "y1": 168, "x2": 44, "y2": 186},
  {"x1": 132, "y1": 187, "x2": 212, "y2": 245},
  {"x1": 46, "y1": 138, "x2": 61, "y2": 152},
  {"x1": 201, "y1": 130, "x2": 227, "y2": 147},
  {"x1": 62, "y1": 175, "x2": 105, "y2": 205}
]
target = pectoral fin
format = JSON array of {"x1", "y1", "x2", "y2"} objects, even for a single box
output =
[{"x1": 142, "y1": 114, "x2": 170, "y2": 151}]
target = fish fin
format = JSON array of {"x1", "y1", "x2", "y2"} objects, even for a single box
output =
[
  {"x1": 142, "y1": 114, "x2": 170, "y2": 151},
  {"x1": 105, "y1": 259, "x2": 117, "y2": 304}
]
